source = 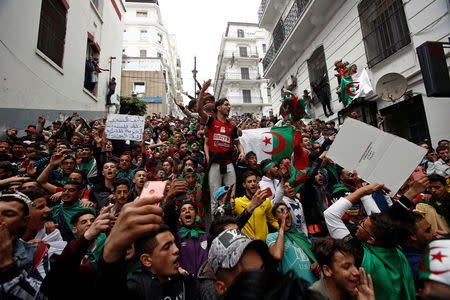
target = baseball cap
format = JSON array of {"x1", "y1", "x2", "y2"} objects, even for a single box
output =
[
  {"x1": 215, "y1": 186, "x2": 228, "y2": 201},
  {"x1": 25, "y1": 128, "x2": 36, "y2": 133},
  {"x1": 208, "y1": 228, "x2": 268, "y2": 273},
  {"x1": 419, "y1": 239, "x2": 450, "y2": 286}
]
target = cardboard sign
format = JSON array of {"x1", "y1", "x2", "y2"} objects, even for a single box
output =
[
  {"x1": 327, "y1": 118, "x2": 427, "y2": 195},
  {"x1": 105, "y1": 114, "x2": 145, "y2": 141}
]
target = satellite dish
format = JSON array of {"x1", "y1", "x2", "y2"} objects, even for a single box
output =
[{"x1": 376, "y1": 73, "x2": 407, "y2": 102}]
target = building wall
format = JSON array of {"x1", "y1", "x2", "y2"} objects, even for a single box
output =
[
  {"x1": 122, "y1": 1, "x2": 182, "y2": 116},
  {"x1": 261, "y1": 0, "x2": 449, "y2": 146},
  {"x1": 120, "y1": 70, "x2": 166, "y2": 114},
  {"x1": 214, "y1": 22, "x2": 271, "y2": 116},
  {"x1": 0, "y1": 0, "x2": 125, "y2": 131}
]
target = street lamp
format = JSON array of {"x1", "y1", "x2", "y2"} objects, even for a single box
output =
[{"x1": 192, "y1": 56, "x2": 197, "y2": 96}]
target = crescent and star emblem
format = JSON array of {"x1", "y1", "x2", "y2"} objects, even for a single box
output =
[{"x1": 262, "y1": 131, "x2": 286, "y2": 155}]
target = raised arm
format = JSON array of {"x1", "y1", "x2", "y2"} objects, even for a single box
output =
[
  {"x1": 196, "y1": 79, "x2": 211, "y2": 122},
  {"x1": 36, "y1": 151, "x2": 66, "y2": 194}
]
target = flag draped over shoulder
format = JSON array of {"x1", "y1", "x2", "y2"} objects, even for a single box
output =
[
  {"x1": 340, "y1": 68, "x2": 373, "y2": 107},
  {"x1": 240, "y1": 126, "x2": 294, "y2": 163}
]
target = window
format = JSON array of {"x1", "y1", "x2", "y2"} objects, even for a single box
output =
[
  {"x1": 123, "y1": 29, "x2": 127, "y2": 40},
  {"x1": 241, "y1": 68, "x2": 250, "y2": 80},
  {"x1": 157, "y1": 33, "x2": 163, "y2": 44},
  {"x1": 134, "y1": 82, "x2": 145, "y2": 94},
  {"x1": 242, "y1": 90, "x2": 251, "y2": 103},
  {"x1": 140, "y1": 49, "x2": 147, "y2": 57},
  {"x1": 267, "y1": 86, "x2": 271, "y2": 98},
  {"x1": 358, "y1": 0, "x2": 410, "y2": 67},
  {"x1": 140, "y1": 30, "x2": 148, "y2": 41},
  {"x1": 237, "y1": 29, "x2": 244, "y2": 38},
  {"x1": 37, "y1": 0, "x2": 67, "y2": 67},
  {"x1": 136, "y1": 11, "x2": 148, "y2": 17},
  {"x1": 157, "y1": 52, "x2": 162, "y2": 58},
  {"x1": 239, "y1": 47, "x2": 248, "y2": 57},
  {"x1": 262, "y1": 44, "x2": 267, "y2": 53},
  {"x1": 307, "y1": 45, "x2": 331, "y2": 104}
]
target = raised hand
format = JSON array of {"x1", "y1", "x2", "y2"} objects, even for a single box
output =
[
  {"x1": 84, "y1": 204, "x2": 115, "y2": 241},
  {"x1": 103, "y1": 192, "x2": 164, "y2": 263},
  {"x1": 355, "y1": 267, "x2": 375, "y2": 300}
]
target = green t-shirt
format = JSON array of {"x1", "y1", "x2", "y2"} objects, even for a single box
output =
[
  {"x1": 266, "y1": 232, "x2": 316, "y2": 284},
  {"x1": 51, "y1": 201, "x2": 95, "y2": 227}
]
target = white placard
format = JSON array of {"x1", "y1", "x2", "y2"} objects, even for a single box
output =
[
  {"x1": 105, "y1": 114, "x2": 145, "y2": 141},
  {"x1": 327, "y1": 118, "x2": 427, "y2": 195}
]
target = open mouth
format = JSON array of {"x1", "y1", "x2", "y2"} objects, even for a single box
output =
[
  {"x1": 184, "y1": 215, "x2": 192, "y2": 221},
  {"x1": 174, "y1": 257, "x2": 179, "y2": 268}
]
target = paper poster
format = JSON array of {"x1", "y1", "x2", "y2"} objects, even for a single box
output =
[
  {"x1": 326, "y1": 118, "x2": 427, "y2": 195},
  {"x1": 105, "y1": 114, "x2": 145, "y2": 141}
]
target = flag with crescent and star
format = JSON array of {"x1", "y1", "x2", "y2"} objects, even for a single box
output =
[
  {"x1": 240, "y1": 126, "x2": 294, "y2": 163},
  {"x1": 340, "y1": 68, "x2": 373, "y2": 107},
  {"x1": 419, "y1": 239, "x2": 450, "y2": 286}
]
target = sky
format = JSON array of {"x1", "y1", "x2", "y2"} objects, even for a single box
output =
[{"x1": 158, "y1": 0, "x2": 261, "y2": 102}]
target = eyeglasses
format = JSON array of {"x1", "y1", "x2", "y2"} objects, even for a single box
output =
[{"x1": 357, "y1": 217, "x2": 374, "y2": 238}]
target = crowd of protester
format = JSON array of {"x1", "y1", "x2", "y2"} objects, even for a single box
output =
[{"x1": 0, "y1": 79, "x2": 449, "y2": 300}]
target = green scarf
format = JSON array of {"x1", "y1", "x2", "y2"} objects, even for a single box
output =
[
  {"x1": 52, "y1": 201, "x2": 95, "y2": 226},
  {"x1": 179, "y1": 226, "x2": 206, "y2": 239},
  {"x1": 361, "y1": 243, "x2": 415, "y2": 300},
  {"x1": 418, "y1": 197, "x2": 450, "y2": 228},
  {"x1": 332, "y1": 182, "x2": 353, "y2": 195},
  {"x1": 127, "y1": 261, "x2": 143, "y2": 279},
  {"x1": 284, "y1": 228, "x2": 317, "y2": 263},
  {"x1": 85, "y1": 233, "x2": 106, "y2": 263}
]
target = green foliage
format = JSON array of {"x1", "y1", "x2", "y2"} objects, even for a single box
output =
[{"x1": 119, "y1": 97, "x2": 147, "y2": 116}]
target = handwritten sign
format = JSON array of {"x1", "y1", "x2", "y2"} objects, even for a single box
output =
[
  {"x1": 327, "y1": 118, "x2": 427, "y2": 195},
  {"x1": 105, "y1": 114, "x2": 145, "y2": 141}
]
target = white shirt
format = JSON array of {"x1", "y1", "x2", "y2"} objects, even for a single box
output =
[{"x1": 259, "y1": 176, "x2": 280, "y2": 202}]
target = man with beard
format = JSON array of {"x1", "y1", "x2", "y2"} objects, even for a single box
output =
[
  {"x1": 415, "y1": 174, "x2": 449, "y2": 233},
  {"x1": 117, "y1": 154, "x2": 134, "y2": 182},
  {"x1": 52, "y1": 180, "x2": 95, "y2": 242},
  {"x1": 176, "y1": 200, "x2": 210, "y2": 277},
  {"x1": 197, "y1": 80, "x2": 245, "y2": 213},
  {"x1": 233, "y1": 171, "x2": 278, "y2": 240},
  {"x1": 267, "y1": 203, "x2": 320, "y2": 284},
  {"x1": 89, "y1": 161, "x2": 118, "y2": 212}
]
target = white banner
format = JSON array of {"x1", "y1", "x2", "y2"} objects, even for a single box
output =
[
  {"x1": 105, "y1": 114, "x2": 145, "y2": 141},
  {"x1": 327, "y1": 118, "x2": 427, "y2": 195}
]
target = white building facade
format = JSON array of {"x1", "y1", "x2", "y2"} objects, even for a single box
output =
[
  {"x1": 259, "y1": 0, "x2": 449, "y2": 146},
  {"x1": 0, "y1": 0, "x2": 125, "y2": 131},
  {"x1": 121, "y1": 0, "x2": 183, "y2": 116},
  {"x1": 213, "y1": 22, "x2": 272, "y2": 116}
]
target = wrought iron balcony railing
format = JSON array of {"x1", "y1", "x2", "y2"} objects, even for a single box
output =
[{"x1": 262, "y1": 0, "x2": 310, "y2": 72}]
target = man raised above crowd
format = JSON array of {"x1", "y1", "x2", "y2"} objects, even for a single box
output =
[{"x1": 197, "y1": 79, "x2": 245, "y2": 213}]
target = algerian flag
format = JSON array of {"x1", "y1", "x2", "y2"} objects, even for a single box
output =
[
  {"x1": 240, "y1": 126, "x2": 294, "y2": 163},
  {"x1": 419, "y1": 239, "x2": 450, "y2": 285},
  {"x1": 340, "y1": 68, "x2": 373, "y2": 107}
]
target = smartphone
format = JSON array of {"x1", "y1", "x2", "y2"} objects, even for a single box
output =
[
  {"x1": 263, "y1": 187, "x2": 272, "y2": 197},
  {"x1": 141, "y1": 181, "x2": 167, "y2": 206},
  {"x1": 411, "y1": 166, "x2": 425, "y2": 181}
]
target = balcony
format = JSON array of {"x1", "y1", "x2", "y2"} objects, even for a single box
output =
[
  {"x1": 223, "y1": 72, "x2": 262, "y2": 81},
  {"x1": 121, "y1": 56, "x2": 167, "y2": 71},
  {"x1": 223, "y1": 51, "x2": 260, "y2": 60},
  {"x1": 262, "y1": 0, "x2": 345, "y2": 81},
  {"x1": 226, "y1": 96, "x2": 268, "y2": 106},
  {"x1": 258, "y1": 0, "x2": 291, "y2": 30}
]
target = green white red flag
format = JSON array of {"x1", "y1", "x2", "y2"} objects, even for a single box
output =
[
  {"x1": 240, "y1": 126, "x2": 294, "y2": 163},
  {"x1": 340, "y1": 68, "x2": 373, "y2": 106}
]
